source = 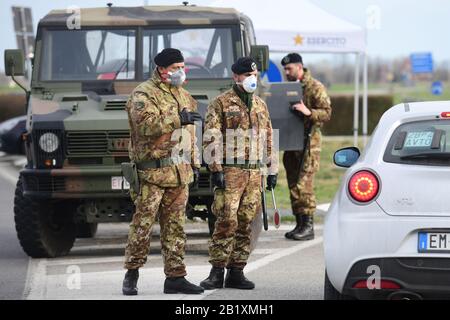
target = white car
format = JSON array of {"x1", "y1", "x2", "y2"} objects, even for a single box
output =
[{"x1": 324, "y1": 101, "x2": 450, "y2": 300}]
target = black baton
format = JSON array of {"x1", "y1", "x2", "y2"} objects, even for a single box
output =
[{"x1": 261, "y1": 175, "x2": 268, "y2": 231}]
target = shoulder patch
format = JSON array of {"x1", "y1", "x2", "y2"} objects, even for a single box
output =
[{"x1": 133, "y1": 100, "x2": 145, "y2": 110}]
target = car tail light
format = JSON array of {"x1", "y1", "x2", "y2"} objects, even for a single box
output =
[
  {"x1": 348, "y1": 170, "x2": 380, "y2": 203},
  {"x1": 441, "y1": 112, "x2": 450, "y2": 119},
  {"x1": 353, "y1": 280, "x2": 402, "y2": 290}
]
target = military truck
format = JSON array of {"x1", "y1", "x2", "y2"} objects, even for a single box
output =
[{"x1": 4, "y1": 4, "x2": 304, "y2": 258}]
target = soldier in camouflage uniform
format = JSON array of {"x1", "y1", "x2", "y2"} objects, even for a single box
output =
[
  {"x1": 122, "y1": 48, "x2": 204, "y2": 296},
  {"x1": 281, "y1": 53, "x2": 332, "y2": 241},
  {"x1": 200, "y1": 57, "x2": 278, "y2": 290}
]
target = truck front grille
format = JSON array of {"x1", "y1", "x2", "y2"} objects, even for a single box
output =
[
  {"x1": 66, "y1": 131, "x2": 129, "y2": 156},
  {"x1": 24, "y1": 176, "x2": 66, "y2": 193}
]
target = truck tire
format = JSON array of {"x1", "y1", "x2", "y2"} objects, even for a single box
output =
[
  {"x1": 76, "y1": 222, "x2": 98, "y2": 239},
  {"x1": 324, "y1": 271, "x2": 355, "y2": 300},
  {"x1": 14, "y1": 177, "x2": 76, "y2": 258}
]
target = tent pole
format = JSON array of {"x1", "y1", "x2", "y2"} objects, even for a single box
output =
[
  {"x1": 363, "y1": 52, "x2": 369, "y2": 146},
  {"x1": 353, "y1": 53, "x2": 360, "y2": 148}
]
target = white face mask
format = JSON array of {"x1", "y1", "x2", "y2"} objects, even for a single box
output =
[
  {"x1": 167, "y1": 68, "x2": 186, "y2": 87},
  {"x1": 238, "y1": 75, "x2": 258, "y2": 93}
]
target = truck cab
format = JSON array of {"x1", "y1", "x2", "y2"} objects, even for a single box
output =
[{"x1": 4, "y1": 5, "x2": 299, "y2": 258}]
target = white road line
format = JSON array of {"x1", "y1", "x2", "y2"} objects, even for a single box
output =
[
  {"x1": 197, "y1": 236, "x2": 324, "y2": 300},
  {"x1": 22, "y1": 258, "x2": 48, "y2": 300},
  {"x1": 44, "y1": 226, "x2": 324, "y2": 268},
  {"x1": 317, "y1": 203, "x2": 331, "y2": 212},
  {"x1": 0, "y1": 163, "x2": 19, "y2": 185},
  {"x1": 252, "y1": 248, "x2": 281, "y2": 255},
  {"x1": 69, "y1": 238, "x2": 209, "y2": 253},
  {"x1": 13, "y1": 158, "x2": 27, "y2": 168},
  {"x1": 23, "y1": 236, "x2": 323, "y2": 300}
]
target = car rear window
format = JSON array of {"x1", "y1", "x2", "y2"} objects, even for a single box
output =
[{"x1": 384, "y1": 120, "x2": 450, "y2": 166}]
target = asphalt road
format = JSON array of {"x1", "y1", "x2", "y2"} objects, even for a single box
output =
[
  {"x1": 0, "y1": 154, "x2": 326, "y2": 300},
  {"x1": 0, "y1": 158, "x2": 28, "y2": 299}
]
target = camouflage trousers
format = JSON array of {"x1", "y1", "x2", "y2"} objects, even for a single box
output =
[
  {"x1": 283, "y1": 148, "x2": 321, "y2": 217},
  {"x1": 209, "y1": 167, "x2": 261, "y2": 270},
  {"x1": 124, "y1": 181, "x2": 189, "y2": 278}
]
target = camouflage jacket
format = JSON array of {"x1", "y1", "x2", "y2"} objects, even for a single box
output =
[
  {"x1": 300, "y1": 69, "x2": 332, "y2": 156},
  {"x1": 204, "y1": 88, "x2": 277, "y2": 174},
  {"x1": 126, "y1": 71, "x2": 200, "y2": 188}
]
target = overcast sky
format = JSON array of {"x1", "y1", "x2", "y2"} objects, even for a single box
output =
[{"x1": 1, "y1": 0, "x2": 449, "y2": 71}]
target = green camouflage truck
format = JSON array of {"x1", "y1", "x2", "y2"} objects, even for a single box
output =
[{"x1": 4, "y1": 4, "x2": 304, "y2": 258}]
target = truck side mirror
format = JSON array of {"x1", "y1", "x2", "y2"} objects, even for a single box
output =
[
  {"x1": 250, "y1": 45, "x2": 269, "y2": 73},
  {"x1": 4, "y1": 49, "x2": 25, "y2": 77}
]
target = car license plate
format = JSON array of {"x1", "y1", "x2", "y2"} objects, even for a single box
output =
[
  {"x1": 418, "y1": 232, "x2": 450, "y2": 253},
  {"x1": 111, "y1": 176, "x2": 130, "y2": 190}
]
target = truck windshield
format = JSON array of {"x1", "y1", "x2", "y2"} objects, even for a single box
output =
[
  {"x1": 39, "y1": 26, "x2": 236, "y2": 81},
  {"x1": 40, "y1": 29, "x2": 136, "y2": 81},
  {"x1": 143, "y1": 27, "x2": 234, "y2": 79}
]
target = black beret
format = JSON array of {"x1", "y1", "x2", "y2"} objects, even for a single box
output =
[
  {"x1": 154, "y1": 48, "x2": 184, "y2": 68},
  {"x1": 281, "y1": 53, "x2": 303, "y2": 66},
  {"x1": 232, "y1": 57, "x2": 258, "y2": 75}
]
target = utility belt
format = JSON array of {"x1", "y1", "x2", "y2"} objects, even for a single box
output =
[
  {"x1": 222, "y1": 159, "x2": 263, "y2": 170},
  {"x1": 121, "y1": 156, "x2": 187, "y2": 194},
  {"x1": 136, "y1": 156, "x2": 188, "y2": 170}
]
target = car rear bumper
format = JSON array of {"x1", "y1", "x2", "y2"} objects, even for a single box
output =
[
  {"x1": 324, "y1": 201, "x2": 450, "y2": 296},
  {"x1": 342, "y1": 258, "x2": 450, "y2": 300}
]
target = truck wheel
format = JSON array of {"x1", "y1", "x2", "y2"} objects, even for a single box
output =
[
  {"x1": 76, "y1": 222, "x2": 98, "y2": 238},
  {"x1": 324, "y1": 271, "x2": 355, "y2": 300},
  {"x1": 14, "y1": 177, "x2": 76, "y2": 258}
]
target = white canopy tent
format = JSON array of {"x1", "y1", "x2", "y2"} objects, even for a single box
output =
[{"x1": 212, "y1": 0, "x2": 368, "y2": 146}]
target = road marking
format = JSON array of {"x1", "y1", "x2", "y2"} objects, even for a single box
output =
[
  {"x1": 22, "y1": 258, "x2": 48, "y2": 300},
  {"x1": 317, "y1": 203, "x2": 331, "y2": 212},
  {"x1": 196, "y1": 236, "x2": 324, "y2": 300},
  {"x1": 23, "y1": 235, "x2": 323, "y2": 300},
  {"x1": 0, "y1": 163, "x2": 19, "y2": 185},
  {"x1": 252, "y1": 248, "x2": 281, "y2": 255},
  {"x1": 13, "y1": 158, "x2": 27, "y2": 168}
]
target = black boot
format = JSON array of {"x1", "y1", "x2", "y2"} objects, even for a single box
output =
[
  {"x1": 164, "y1": 277, "x2": 205, "y2": 295},
  {"x1": 122, "y1": 269, "x2": 139, "y2": 296},
  {"x1": 285, "y1": 214, "x2": 303, "y2": 239},
  {"x1": 292, "y1": 215, "x2": 315, "y2": 241},
  {"x1": 224, "y1": 268, "x2": 255, "y2": 290},
  {"x1": 200, "y1": 267, "x2": 225, "y2": 290}
]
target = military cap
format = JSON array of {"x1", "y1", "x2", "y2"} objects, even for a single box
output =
[
  {"x1": 154, "y1": 48, "x2": 184, "y2": 68},
  {"x1": 281, "y1": 53, "x2": 303, "y2": 66},
  {"x1": 232, "y1": 57, "x2": 258, "y2": 75}
]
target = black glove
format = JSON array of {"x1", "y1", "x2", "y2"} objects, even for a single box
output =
[
  {"x1": 212, "y1": 172, "x2": 226, "y2": 189},
  {"x1": 179, "y1": 108, "x2": 202, "y2": 125},
  {"x1": 192, "y1": 168, "x2": 200, "y2": 187},
  {"x1": 266, "y1": 174, "x2": 278, "y2": 191}
]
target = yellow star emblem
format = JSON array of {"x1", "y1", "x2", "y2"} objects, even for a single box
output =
[{"x1": 294, "y1": 34, "x2": 304, "y2": 46}]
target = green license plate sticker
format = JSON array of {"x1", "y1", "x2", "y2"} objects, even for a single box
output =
[{"x1": 404, "y1": 131, "x2": 434, "y2": 148}]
